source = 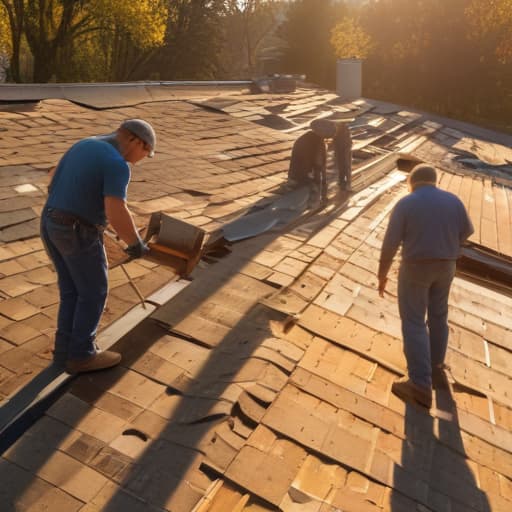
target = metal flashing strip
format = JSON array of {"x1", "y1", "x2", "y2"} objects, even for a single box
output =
[
  {"x1": 222, "y1": 186, "x2": 310, "y2": 242},
  {"x1": 0, "y1": 81, "x2": 253, "y2": 108}
]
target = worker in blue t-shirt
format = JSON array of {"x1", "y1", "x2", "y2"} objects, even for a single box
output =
[
  {"x1": 41, "y1": 119, "x2": 156, "y2": 374},
  {"x1": 378, "y1": 164, "x2": 474, "y2": 409}
]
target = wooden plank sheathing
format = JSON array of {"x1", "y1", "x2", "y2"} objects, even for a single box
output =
[
  {"x1": 352, "y1": 293, "x2": 512, "y2": 409},
  {"x1": 468, "y1": 177, "x2": 484, "y2": 245},
  {"x1": 299, "y1": 286, "x2": 512, "y2": 408},
  {"x1": 445, "y1": 172, "x2": 463, "y2": 198},
  {"x1": 458, "y1": 174, "x2": 473, "y2": 218},
  {"x1": 291, "y1": 365, "x2": 512, "y2": 458},
  {"x1": 480, "y1": 178, "x2": 498, "y2": 251},
  {"x1": 453, "y1": 137, "x2": 512, "y2": 166},
  {"x1": 494, "y1": 184, "x2": 512, "y2": 257},
  {"x1": 450, "y1": 277, "x2": 512, "y2": 338},
  {"x1": 438, "y1": 170, "x2": 453, "y2": 191},
  {"x1": 322, "y1": 267, "x2": 511, "y2": 362}
]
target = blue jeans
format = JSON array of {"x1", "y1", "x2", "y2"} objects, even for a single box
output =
[
  {"x1": 398, "y1": 260, "x2": 456, "y2": 388},
  {"x1": 41, "y1": 211, "x2": 108, "y2": 362}
]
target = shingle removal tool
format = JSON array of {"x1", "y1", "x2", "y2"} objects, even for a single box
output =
[{"x1": 120, "y1": 263, "x2": 147, "y2": 309}]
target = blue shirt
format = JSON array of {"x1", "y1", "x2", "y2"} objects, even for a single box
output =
[
  {"x1": 378, "y1": 185, "x2": 474, "y2": 278},
  {"x1": 47, "y1": 136, "x2": 130, "y2": 226}
]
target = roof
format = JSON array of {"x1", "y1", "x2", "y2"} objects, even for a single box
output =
[{"x1": 0, "y1": 83, "x2": 511, "y2": 512}]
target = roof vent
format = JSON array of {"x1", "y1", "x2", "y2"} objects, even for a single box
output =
[{"x1": 251, "y1": 74, "x2": 301, "y2": 94}]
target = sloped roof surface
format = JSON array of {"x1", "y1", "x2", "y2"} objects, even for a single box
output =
[{"x1": 0, "y1": 85, "x2": 511, "y2": 512}]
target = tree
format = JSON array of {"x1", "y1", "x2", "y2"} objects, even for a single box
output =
[
  {"x1": 0, "y1": 4, "x2": 11, "y2": 54},
  {"x1": 221, "y1": 0, "x2": 281, "y2": 78},
  {"x1": 0, "y1": 0, "x2": 167, "y2": 83},
  {"x1": 23, "y1": 1, "x2": 94, "y2": 82},
  {"x1": 93, "y1": 0, "x2": 167, "y2": 81},
  {"x1": 279, "y1": 0, "x2": 347, "y2": 88},
  {"x1": 143, "y1": 0, "x2": 226, "y2": 80},
  {"x1": 467, "y1": 0, "x2": 512, "y2": 63},
  {"x1": 359, "y1": 0, "x2": 480, "y2": 114},
  {"x1": 0, "y1": 0, "x2": 24, "y2": 81},
  {"x1": 0, "y1": 5, "x2": 10, "y2": 81},
  {"x1": 330, "y1": 16, "x2": 372, "y2": 59}
]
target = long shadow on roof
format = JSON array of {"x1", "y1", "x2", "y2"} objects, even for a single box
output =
[
  {"x1": 391, "y1": 385, "x2": 491, "y2": 511},
  {"x1": 2, "y1": 227, "x2": 298, "y2": 510}
]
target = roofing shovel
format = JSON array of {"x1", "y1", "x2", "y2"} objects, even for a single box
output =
[{"x1": 143, "y1": 212, "x2": 205, "y2": 277}]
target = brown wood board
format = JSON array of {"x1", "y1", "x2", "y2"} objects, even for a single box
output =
[
  {"x1": 468, "y1": 177, "x2": 484, "y2": 245},
  {"x1": 495, "y1": 185, "x2": 512, "y2": 256}
]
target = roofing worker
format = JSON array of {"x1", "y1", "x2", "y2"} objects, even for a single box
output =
[
  {"x1": 310, "y1": 119, "x2": 353, "y2": 192},
  {"x1": 41, "y1": 119, "x2": 155, "y2": 374},
  {"x1": 288, "y1": 129, "x2": 327, "y2": 200},
  {"x1": 332, "y1": 122, "x2": 352, "y2": 191},
  {"x1": 378, "y1": 164, "x2": 473, "y2": 408}
]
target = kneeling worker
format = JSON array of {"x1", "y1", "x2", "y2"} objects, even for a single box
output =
[
  {"x1": 308, "y1": 119, "x2": 353, "y2": 192},
  {"x1": 288, "y1": 129, "x2": 327, "y2": 200}
]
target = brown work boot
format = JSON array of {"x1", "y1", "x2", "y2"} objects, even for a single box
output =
[
  {"x1": 66, "y1": 350, "x2": 121, "y2": 374},
  {"x1": 391, "y1": 377, "x2": 432, "y2": 409}
]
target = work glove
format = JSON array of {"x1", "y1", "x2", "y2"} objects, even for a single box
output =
[{"x1": 124, "y1": 238, "x2": 149, "y2": 260}]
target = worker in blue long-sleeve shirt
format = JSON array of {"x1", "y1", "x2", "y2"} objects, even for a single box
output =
[{"x1": 378, "y1": 164, "x2": 474, "y2": 409}]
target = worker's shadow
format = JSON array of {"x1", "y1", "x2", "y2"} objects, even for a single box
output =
[{"x1": 391, "y1": 381, "x2": 491, "y2": 511}]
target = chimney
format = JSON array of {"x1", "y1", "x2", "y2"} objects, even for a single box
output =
[{"x1": 336, "y1": 59, "x2": 362, "y2": 100}]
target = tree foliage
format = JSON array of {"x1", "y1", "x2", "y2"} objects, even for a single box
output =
[
  {"x1": 221, "y1": 0, "x2": 281, "y2": 77},
  {"x1": 144, "y1": 0, "x2": 225, "y2": 80},
  {"x1": 279, "y1": 0, "x2": 347, "y2": 88},
  {"x1": 466, "y1": 0, "x2": 512, "y2": 63},
  {"x1": 0, "y1": 3, "x2": 11, "y2": 54},
  {"x1": 0, "y1": 0, "x2": 167, "y2": 82},
  {"x1": 330, "y1": 17, "x2": 372, "y2": 59},
  {"x1": 93, "y1": 0, "x2": 167, "y2": 80},
  {"x1": 326, "y1": 0, "x2": 512, "y2": 130}
]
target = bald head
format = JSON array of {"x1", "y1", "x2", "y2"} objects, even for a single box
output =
[{"x1": 408, "y1": 164, "x2": 437, "y2": 191}]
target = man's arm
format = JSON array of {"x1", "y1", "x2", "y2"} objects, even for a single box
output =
[
  {"x1": 377, "y1": 204, "x2": 405, "y2": 297},
  {"x1": 104, "y1": 196, "x2": 140, "y2": 246}
]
